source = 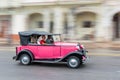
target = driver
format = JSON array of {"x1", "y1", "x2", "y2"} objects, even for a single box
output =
[{"x1": 46, "y1": 35, "x2": 54, "y2": 44}]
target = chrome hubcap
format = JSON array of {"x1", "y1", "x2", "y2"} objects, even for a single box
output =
[
  {"x1": 69, "y1": 58, "x2": 78, "y2": 67},
  {"x1": 21, "y1": 56, "x2": 30, "y2": 64}
]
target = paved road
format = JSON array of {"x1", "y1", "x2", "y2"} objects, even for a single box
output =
[{"x1": 0, "y1": 50, "x2": 120, "y2": 80}]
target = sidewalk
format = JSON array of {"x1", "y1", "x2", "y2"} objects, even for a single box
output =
[
  {"x1": 88, "y1": 48, "x2": 120, "y2": 53},
  {"x1": 87, "y1": 49, "x2": 120, "y2": 57},
  {"x1": 0, "y1": 45, "x2": 16, "y2": 51},
  {"x1": 0, "y1": 45, "x2": 120, "y2": 56}
]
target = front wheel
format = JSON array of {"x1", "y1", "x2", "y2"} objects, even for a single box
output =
[
  {"x1": 67, "y1": 56, "x2": 81, "y2": 68},
  {"x1": 20, "y1": 54, "x2": 31, "y2": 65}
]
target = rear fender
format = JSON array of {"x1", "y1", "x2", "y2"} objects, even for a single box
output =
[{"x1": 16, "y1": 49, "x2": 34, "y2": 61}]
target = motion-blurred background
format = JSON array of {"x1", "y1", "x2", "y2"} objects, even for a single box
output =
[{"x1": 0, "y1": 0, "x2": 120, "y2": 49}]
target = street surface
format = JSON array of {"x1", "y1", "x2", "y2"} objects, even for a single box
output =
[{"x1": 0, "y1": 49, "x2": 120, "y2": 80}]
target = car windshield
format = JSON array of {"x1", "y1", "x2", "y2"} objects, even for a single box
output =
[{"x1": 52, "y1": 35, "x2": 61, "y2": 42}]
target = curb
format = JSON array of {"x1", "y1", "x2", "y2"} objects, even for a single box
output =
[
  {"x1": 88, "y1": 53, "x2": 120, "y2": 57},
  {"x1": 0, "y1": 46, "x2": 15, "y2": 51},
  {"x1": 0, "y1": 46, "x2": 120, "y2": 57}
]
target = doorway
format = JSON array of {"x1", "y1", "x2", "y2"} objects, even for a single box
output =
[{"x1": 113, "y1": 13, "x2": 120, "y2": 40}]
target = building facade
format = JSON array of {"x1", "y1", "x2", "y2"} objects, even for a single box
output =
[{"x1": 0, "y1": 0, "x2": 120, "y2": 44}]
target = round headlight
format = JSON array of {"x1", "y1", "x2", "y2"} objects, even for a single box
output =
[{"x1": 76, "y1": 45, "x2": 80, "y2": 50}]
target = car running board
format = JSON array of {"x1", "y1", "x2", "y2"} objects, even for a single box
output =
[{"x1": 33, "y1": 59, "x2": 63, "y2": 63}]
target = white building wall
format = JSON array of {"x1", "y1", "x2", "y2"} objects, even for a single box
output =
[
  {"x1": 76, "y1": 12, "x2": 96, "y2": 39},
  {"x1": 53, "y1": 7, "x2": 64, "y2": 34},
  {"x1": 1, "y1": 0, "x2": 120, "y2": 41},
  {"x1": 11, "y1": 14, "x2": 27, "y2": 34},
  {"x1": 23, "y1": 0, "x2": 57, "y2": 3},
  {"x1": 43, "y1": 9, "x2": 51, "y2": 32},
  {"x1": 0, "y1": 0, "x2": 9, "y2": 8}
]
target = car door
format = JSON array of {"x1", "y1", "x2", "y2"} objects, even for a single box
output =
[
  {"x1": 38, "y1": 45, "x2": 54, "y2": 59},
  {"x1": 37, "y1": 45, "x2": 61, "y2": 59},
  {"x1": 53, "y1": 45, "x2": 61, "y2": 58}
]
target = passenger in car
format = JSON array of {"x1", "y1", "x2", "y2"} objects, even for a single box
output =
[
  {"x1": 39, "y1": 35, "x2": 46, "y2": 45},
  {"x1": 30, "y1": 35, "x2": 37, "y2": 44}
]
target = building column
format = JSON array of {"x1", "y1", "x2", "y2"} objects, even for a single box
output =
[
  {"x1": 118, "y1": 13, "x2": 120, "y2": 38},
  {"x1": 11, "y1": 14, "x2": 28, "y2": 41},
  {"x1": 67, "y1": 10, "x2": 75, "y2": 40},
  {"x1": 43, "y1": 9, "x2": 50, "y2": 32},
  {"x1": 95, "y1": 14, "x2": 113, "y2": 41},
  {"x1": 104, "y1": 17, "x2": 113, "y2": 41},
  {"x1": 53, "y1": 7, "x2": 63, "y2": 34}
]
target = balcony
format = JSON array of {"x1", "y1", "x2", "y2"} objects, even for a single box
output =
[
  {"x1": 0, "y1": 0, "x2": 104, "y2": 8},
  {"x1": 0, "y1": 0, "x2": 21, "y2": 8},
  {"x1": 58, "y1": 0, "x2": 104, "y2": 2},
  {"x1": 58, "y1": 0, "x2": 104, "y2": 5},
  {"x1": 22, "y1": 0, "x2": 104, "y2": 6}
]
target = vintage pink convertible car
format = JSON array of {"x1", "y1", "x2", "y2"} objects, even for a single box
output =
[{"x1": 13, "y1": 31, "x2": 87, "y2": 68}]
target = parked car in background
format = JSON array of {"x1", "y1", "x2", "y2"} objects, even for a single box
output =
[{"x1": 13, "y1": 31, "x2": 88, "y2": 68}]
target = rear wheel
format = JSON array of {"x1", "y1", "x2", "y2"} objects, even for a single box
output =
[
  {"x1": 67, "y1": 56, "x2": 81, "y2": 68},
  {"x1": 20, "y1": 54, "x2": 31, "y2": 65}
]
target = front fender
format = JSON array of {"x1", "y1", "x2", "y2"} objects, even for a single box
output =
[{"x1": 59, "y1": 51, "x2": 83, "y2": 62}]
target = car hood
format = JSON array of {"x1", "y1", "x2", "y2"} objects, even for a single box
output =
[{"x1": 54, "y1": 42, "x2": 77, "y2": 46}]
